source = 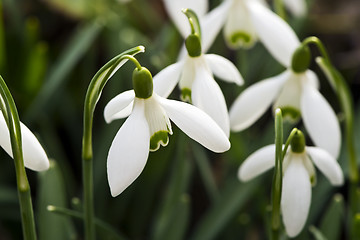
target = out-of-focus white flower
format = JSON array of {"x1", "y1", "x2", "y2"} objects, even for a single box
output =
[
  {"x1": 155, "y1": 6, "x2": 244, "y2": 137},
  {"x1": 105, "y1": 67, "x2": 230, "y2": 197},
  {"x1": 0, "y1": 111, "x2": 49, "y2": 171},
  {"x1": 238, "y1": 131, "x2": 343, "y2": 237},
  {"x1": 229, "y1": 2, "x2": 341, "y2": 158}
]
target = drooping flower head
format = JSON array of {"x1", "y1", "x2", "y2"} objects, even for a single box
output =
[
  {"x1": 229, "y1": 3, "x2": 341, "y2": 158},
  {"x1": 239, "y1": 130, "x2": 343, "y2": 237},
  {"x1": 154, "y1": 8, "x2": 243, "y2": 137},
  {"x1": 105, "y1": 57, "x2": 230, "y2": 197},
  {"x1": 0, "y1": 97, "x2": 49, "y2": 171}
]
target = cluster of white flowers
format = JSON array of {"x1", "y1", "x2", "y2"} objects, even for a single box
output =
[{"x1": 84, "y1": 0, "x2": 343, "y2": 238}]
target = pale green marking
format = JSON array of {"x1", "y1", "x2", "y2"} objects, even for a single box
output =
[
  {"x1": 230, "y1": 32, "x2": 252, "y2": 46},
  {"x1": 150, "y1": 131, "x2": 169, "y2": 152},
  {"x1": 281, "y1": 106, "x2": 301, "y2": 122},
  {"x1": 180, "y1": 88, "x2": 192, "y2": 103}
]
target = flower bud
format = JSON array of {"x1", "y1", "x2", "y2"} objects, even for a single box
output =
[
  {"x1": 132, "y1": 67, "x2": 153, "y2": 99},
  {"x1": 290, "y1": 130, "x2": 305, "y2": 153},
  {"x1": 185, "y1": 34, "x2": 202, "y2": 57},
  {"x1": 291, "y1": 45, "x2": 311, "y2": 73}
]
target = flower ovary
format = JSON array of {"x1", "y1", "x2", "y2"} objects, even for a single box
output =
[
  {"x1": 291, "y1": 45, "x2": 311, "y2": 73},
  {"x1": 132, "y1": 67, "x2": 153, "y2": 99},
  {"x1": 185, "y1": 34, "x2": 202, "y2": 57},
  {"x1": 290, "y1": 130, "x2": 305, "y2": 153}
]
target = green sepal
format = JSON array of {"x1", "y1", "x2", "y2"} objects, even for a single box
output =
[
  {"x1": 150, "y1": 131, "x2": 169, "y2": 152},
  {"x1": 132, "y1": 67, "x2": 153, "y2": 99},
  {"x1": 290, "y1": 130, "x2": 305, "y2": 153},
  {"x1": 180, "y1": 88, "x2": 192, "y2": 103},
  {"x1": 291, "y1": 45, "x2": 311, "y2": 73},
  {"x1": 185, "y1": 34, "x2": 202, "y2": 57}
]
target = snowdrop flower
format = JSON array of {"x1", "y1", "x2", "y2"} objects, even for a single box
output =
[
  {"x1": 229, "y1": 3, "x2": 341, "y2": 158},
  {"x1": 104, "y1": 65, "x2": 230, "y2": 197},
  {"x1": 154, "y1": 9, "x2": 243, "y2": 137},
  {"x1": 0, "y1": 110, "x2": 49, "y2": 171},
  {"x1": 239, "y1": 130, "x2": 343, "y2": 237}
]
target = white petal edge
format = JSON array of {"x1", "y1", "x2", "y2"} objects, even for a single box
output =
[
  {"x1": 238, "y1": 144, "x2": 276, "y2": 181},
  {"x1": 0, "y1": 112, "x2": 49, "y2": 171},
  {"x1": 281, "y1": 156, "x2": 311, "y2": 237},
  {"x1": 163, "y1": 0, "x2": 208, "y2": 38},
  {"x1": 229, "y1": 70, "x2": 289, "y2": 131},
  {"x1": 107, "y1": 99, "x2": 150, "y2": 197},
  {"x1": 104, "y1": 90, "x2": 135, "y2": 123},
  {"x1": 201, "y1": 0, "x2": 232, "y2": 53},
  {"x1": 205, "y1": 54, "x2": 244, "y2": 85},
  {"x1": 301, "y1": 84, "x2": 341, "y2": 158},
  {"x1": 306, "y1": 147, "x2": 344, "y2": 186},
  {"x1": 157, "y1": 96, "x2": 230, "y2": 153},
  {"x1": 153, "y1": 61, "x2": 184, "y2": 98},
  {"x1": 192, "y1": 66, "x2": 230, "y2": 137},
  {"x1": 247, "y1": 0, "x2": 300, "y2": 67}
]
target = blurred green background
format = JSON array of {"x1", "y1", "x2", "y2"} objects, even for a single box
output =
[{"x1": 0, "y1": 0, "x2": 359, "y2": 239}]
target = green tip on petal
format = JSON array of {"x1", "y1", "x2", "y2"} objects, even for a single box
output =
[
  {"x1": 291, "y1": 45, "x2": 311, "y2": 73},
  {"x1": 180, "y1": 88, "x2": 192, "y2": 103},
  {"x1": 150, "y1": 130, "x2": 169, "y2": 151},
  {"x1": 290, "y1": 129, "x2": 305, "y2": 153},
  {"x1": 132, "y1": 67, "x2": 153, "y2": 99},
  {"x1": 228, "y1": 32, "x2": 254, "y2": 49},
  {"x1": 281, "y1": 106, "x2": 301, "y2": 123}
]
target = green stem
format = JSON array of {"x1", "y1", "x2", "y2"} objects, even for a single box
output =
[
  {"x1": 0, "y1": 76, "x2": 36, "y2": 239},
  {"x1": 282, "y1": 128, "x2": 298, "y2": 158},
  {"x1": 271, "y1": 109, "x2": 283, "y2": 240},
  {"x1": 47, "y1": 206, "x2": 128, "y2": 240},
  {"x1": 81, "y1": 46, "x2": 144, "y2": 240},
  {"x1": 182, "y1": 8, "x2": 202, "y2": 38}
]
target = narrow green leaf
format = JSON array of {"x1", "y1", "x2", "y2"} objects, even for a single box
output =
[
  {"x1": 319, "y1": 194, "x2": 344, "y2": 240},
  {"x1": 25, "y1": 21, "x2": 102, "y2": 122},
  {"x1": 151, "y1": 132, "x2": 192, "y2": 240},
  {"x1": 37, "y1": 160, "x2": 77, "y2": 240},
  {"x1": 189, "y1": 177, "x2": 261, "y2": 240},
  {"x1": 192, "y1": 144, "x2": 219, "y2": 202},
  {"x1": 309, "y1": 226, "x2": 328, "y2": 240}
]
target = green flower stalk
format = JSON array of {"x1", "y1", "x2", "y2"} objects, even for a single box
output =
[
  {"x1": 0, "y1": 75, "x2": 49, "y2": 239},
  {"x1": 82, "y1": 46, "x2": 145, "y2": 240}
]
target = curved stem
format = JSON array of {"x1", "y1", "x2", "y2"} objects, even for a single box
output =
[
  {"x1": 0, "y1": 76, "x2": 36, "y2": 240},
  {"x1": 82, "y1": 46, "x2": 144, "y2": 240}
]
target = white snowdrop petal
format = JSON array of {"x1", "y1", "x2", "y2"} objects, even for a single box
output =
[
  {"x1": 107, "y1": 99, "x2": 150, "y2": 197},
  {"x1": 201, "y1": 0, "x2": 232, "y2": 52},
  {"x1": 306, "y1": 147, "x2": 344, "y2": 186},
  {"x1": 247, "y1": 0, "x2": 300, "y2": 67},
  {"x1": 0, "y1": 112, "x2": 49, "y2": 171},
  {"x1": 205, "y1": 54, "x2": 244, "y2": 85},
  {"x1": 153, "y1": 61, "x2": 184, "y2": 98},
  {"x1": 104, "y1": 90, "x2": 135, "y2": 123},
  {"x1": 238, "y1": 144, "x2": 276, "y2": 181},
  {"x1": 192, "y1": 66, "x2": 230, "y2": 137},
  {"x1": 301, "y1": 84, "x2": 341, "y2": 158},
  {"x1": 229, "y1": 71, "x2": 289, "y2": 131},
  {"x1": 158, "y1": 97, "x2": 230, "y2": 153},
  {"x1": 163, "y1": 0, "x2": 208, "y2": 38},
  {"x1": 281, "y1": 155, "x2": 311, "y2": 237}
]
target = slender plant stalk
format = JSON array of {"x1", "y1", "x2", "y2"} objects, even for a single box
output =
[
  {"x1": 81, "y1": 46, "x2": 144, "y2": 240},
  {"x1": 302, "y1": 36, "x2": 360, "y2": 238},
  {"x1": 0, "y1": 76, "x2": 36, "y2": 239},
  {"x1": 271, "y1": 109, "x2": 283, "y2": 240}
]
